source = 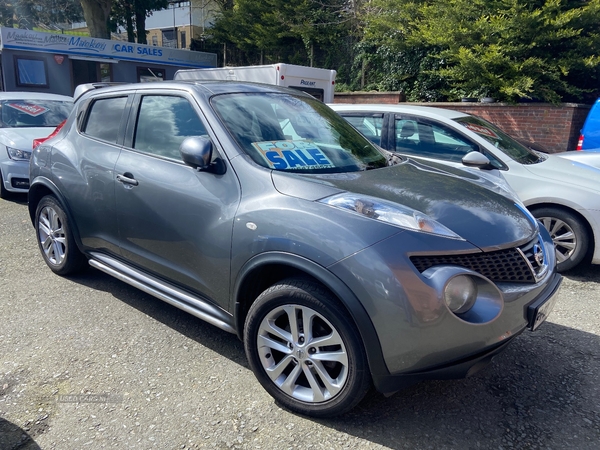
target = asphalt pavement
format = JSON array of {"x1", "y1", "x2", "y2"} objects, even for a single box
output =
[{"x1": 1, "y1": 193, "x2": 599, "y2": 449}]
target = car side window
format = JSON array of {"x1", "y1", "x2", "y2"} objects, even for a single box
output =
[
  {"x1": 83, "y1": 96, "x2": 128, "y2": 144},
  {"x1": 133, "y1": 95, "x2": 208, "y2": 160},
  {"x1": 341, "y1": 115, "x2": 383, "y2": 145},
  {"x1": 395, "y1": 118, "x2": 478, "y2": 162}
]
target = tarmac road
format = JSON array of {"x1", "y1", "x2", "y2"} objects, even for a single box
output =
[{"x1": 1, "y1": 193, "x2": 599, "y2": 449}]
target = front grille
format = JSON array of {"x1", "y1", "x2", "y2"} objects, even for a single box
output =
[{"x1": 410, "y1": 236, "x2": 544, "y2": 283}]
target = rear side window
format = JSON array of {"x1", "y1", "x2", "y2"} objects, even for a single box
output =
[
  {"x1": 133, "y1": 95, "x2": 207, "y2": 160},
  {"x1": 83, "y1": 96, "x2": 128, "y2": 144},
  {"x1": 341, "y1": 114, "x2": 383, "y2": 145}
]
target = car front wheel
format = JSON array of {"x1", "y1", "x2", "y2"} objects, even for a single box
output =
[
  {"x1": 35, "y1": 195, "x2": 87, "y2": 275},
  {"x1": 532, "y1": 207, "x2": 590, "y2": 272},
  {"x1": 244, "y1": 278, "x2": 371, "y2": 417}
]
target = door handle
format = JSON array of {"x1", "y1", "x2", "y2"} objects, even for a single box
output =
[{"x1": 116, "y1": 173, "x2": 139, "y2": 186}]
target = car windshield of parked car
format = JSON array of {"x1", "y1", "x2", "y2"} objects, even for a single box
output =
[
  {"x1": 211, "y1": 93, "x2": 389, "y2": 173},
  {"x1": 0, "y1": 100, "x2": 72, "y2": 128},
  {"x1": 454, "y1": 115, "x2": 543, "y2": 165}
]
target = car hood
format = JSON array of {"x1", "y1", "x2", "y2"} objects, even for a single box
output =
[
  {"x1": 524, "y1": 153, "x2": 600, "y2": 193},
  {"x1": 554, "y1": 151, "x2": 600, "y2": 170},
  {"x1": 0, "y1": 127, "x2": 55, "y2": 150},
  {"x1": 272, "y1": 158, "x2": 538, "y2": 250}
]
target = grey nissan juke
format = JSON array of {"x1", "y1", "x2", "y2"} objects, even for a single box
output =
[{"x1": 28, "y1": 81, "x2": 562, "y2": 417}]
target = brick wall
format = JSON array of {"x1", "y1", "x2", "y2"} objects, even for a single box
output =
[
  {"x1": 334, "y1": 92, "x2": 406, "y2": 104},
  {"x1": 333, "y1": 92, "x2": 591, "y2": 153}
]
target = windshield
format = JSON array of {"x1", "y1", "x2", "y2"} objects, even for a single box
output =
[
  {"x1": 0, "y1": 100, "x2": 72, "y2": 128},
  {"x1": 454, "y1": 115, "x2": 543, "y2": 165},
  {"x1": 211, "y1": 93, "x2": 388, "y2": 173}
]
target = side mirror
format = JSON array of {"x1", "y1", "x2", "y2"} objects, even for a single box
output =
[
  {"x1": 180, "y1": 136, "x2": 212, "y2": 170},
  {"x1": 462, "y1": 151, "x2": 492, "y2": 169}
]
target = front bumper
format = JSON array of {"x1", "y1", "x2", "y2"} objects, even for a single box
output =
[
  {"x1": 329, "y1": 226, "x2": 562, "y2": 395},
  {"x1": 372, "y1": 271, "x2": 562, "y2": 394},
  {"x1": 1, "y1": 159, "x2": 30, "y2": 193}
]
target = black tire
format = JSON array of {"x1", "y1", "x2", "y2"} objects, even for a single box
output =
[
  {"x1": 532, "y1": 207, "x2": 590, "y2": 272},
  {"x1": 244, "y1": 278, "x2": 371, "y2": 418},
  {"x1": 34, "y1": 195, "x2": 87, "y2": 275}
]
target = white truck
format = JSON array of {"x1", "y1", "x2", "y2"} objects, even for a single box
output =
[{"x1": 174, "y1": 63, "x2": 337, "y2": 103}]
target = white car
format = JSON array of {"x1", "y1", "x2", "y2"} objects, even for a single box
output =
[
  {"x1": 0, "y1": 92, "x2": 72, "y2": 198},
  {"x1": 555, "y1": 150, "x2": 600, "y2": 169},
  {"x1": 330, "y1": 104, "x2": 600, "y2": 272}
]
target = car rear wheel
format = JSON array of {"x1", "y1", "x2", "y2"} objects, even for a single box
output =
[
  {"x1": 35, "y1": 195, "x2": 87, "y2": 275},
  {"x1": 532, "y1": 207, "x2": 590, "y2": 272},
  {"x1": 244, "y1": 278, "x2": 371, "y2": 417}
]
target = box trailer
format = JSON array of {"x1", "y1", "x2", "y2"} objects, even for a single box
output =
[{"x1": 174, "y1": 63, "x2": 336, "y2": 103}]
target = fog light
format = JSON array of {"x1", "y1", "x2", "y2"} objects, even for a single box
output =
[{"x1": 444, "y1": 275, "x2": 477, "y2": 314}]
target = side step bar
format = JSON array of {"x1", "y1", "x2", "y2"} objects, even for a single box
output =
[{"x1": 88, "y1": 253, "x2": 236, "y2": 334}]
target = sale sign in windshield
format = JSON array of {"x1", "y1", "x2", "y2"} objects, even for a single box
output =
[
  {"x1": 253, "y1": 141, "x2": 334, "y2": 170},
  {"x1": 7, "y1": 103, "x2": 49, "y2": 117}
]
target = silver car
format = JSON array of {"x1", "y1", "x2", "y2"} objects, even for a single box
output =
[
  {"x1": 331, "y1": 103, "x2": 600, "y2": 272},
  {"x1": 0, "y1": 92, "x2": 72, "y2": 198},
  {"x1": 29, "y1": 81, "x2": 562, "y2": 417}
]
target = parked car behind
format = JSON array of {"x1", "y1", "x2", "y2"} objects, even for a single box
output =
[
  {"x1": 0, "y1": 92, "x2": 73, "y2": 198},
  {"x1": 330, "y1": 104, "x2": 600, "y2": 272},
  {"x1": 29, "y1": 81, "x2": 561, "y2": 417},
  {"x1": 577, "y1": 98, "x2": 600, "y2": 151}
]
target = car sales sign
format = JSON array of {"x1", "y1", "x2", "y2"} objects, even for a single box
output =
[{"x1": 253, "y1": 141, "x2": 334, "y2": 170}]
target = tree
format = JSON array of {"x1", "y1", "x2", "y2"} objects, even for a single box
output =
[
  {"x1": 1, "y1": 2, "x2": 14, "y2": 27},
  {"x1": 209, "y1": 0, "x2": 357, "y2": 71},
  {"x1": 109, "y1": 0, "x2": 168, "y2": 43},
  {"x1": 361, "y1": 0, "x2": 600, "y2": 103},
  {"x1": 1, "y1": 0, "x2": 84, "y2": 28},
  {"x1": 134, "y1": 0, "x2": 168, "y2": 44},
  {"x1": 110, "y1": 0, "x2": 135, "y2": 41},
  {"x1": 80, "y1": 0, "x2": 113, "y2": 38}
]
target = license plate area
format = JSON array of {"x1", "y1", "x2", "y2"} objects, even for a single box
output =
[{"x1": 527, "y1": 287, "x2": 560, "y2": 331}]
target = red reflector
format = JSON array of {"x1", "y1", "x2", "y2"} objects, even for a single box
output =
[
  {"x1": 281, "y1": 75, "x2": 284, "y2": 80},
  {"x1": 33, "y1": 119, "x2": 67, "y2": 149},
  {"x1": 576, "y1": 134, "x2": 583, "y2": 151}
]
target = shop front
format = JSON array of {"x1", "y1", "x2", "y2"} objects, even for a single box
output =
[{"x1": 0, "y1": 27, "x2": 217, "y2": 96}]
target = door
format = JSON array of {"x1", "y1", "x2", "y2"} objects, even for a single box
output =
[
  {"x1": 62, "y1": 95, "x2": 130, "y2": 255},
  {"x1": 72, "y1": 59, "x2": 99, "y2": 87},
  {"x1": 114, "y1": 92, "x2": 240, "y2": 305}
]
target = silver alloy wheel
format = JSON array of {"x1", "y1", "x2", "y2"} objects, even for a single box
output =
[
  {"x1": 538, "y1": 216, "x2": 577, "y2": 264},
  {"x1": 38, "y1": 205, "x2": 67, "y2": 266},
  {"x1": 256, "y1": 304, "x2": 349, "y2": 403}
]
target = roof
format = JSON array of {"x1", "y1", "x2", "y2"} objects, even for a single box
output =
[
  {"x1": 328, "y1": 103, "x2": 469, "y2": 120},
  {"x1": 0, "y1": 92, "x2": 73, "y2": 102},
  {"x1": 74, "y1": 80, "x2": 314, "y2": 103}
]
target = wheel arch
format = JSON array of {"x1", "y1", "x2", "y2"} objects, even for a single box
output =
[
  {"x1": 28, "y1": 177, "x2": 84, "y2": 251},
  {"x1": 232, "y1": 252, "x2": 390, "y2": 381}
]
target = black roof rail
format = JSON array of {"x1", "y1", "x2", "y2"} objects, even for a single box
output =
[{"x1": 73, "y1": 82, "x2": 130, "y2": 102}]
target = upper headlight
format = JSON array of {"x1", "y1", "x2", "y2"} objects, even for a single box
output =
[
  {"x1": 319, "y1": 193, "x2": 464, "y2": 239},
  {"x1": 6, "y1": 146, "x2": 31, "y2": 161}
]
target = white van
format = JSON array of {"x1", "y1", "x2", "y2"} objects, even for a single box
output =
[{"x1": 174, "y1": 63, "x2": 337, "y2": 103}]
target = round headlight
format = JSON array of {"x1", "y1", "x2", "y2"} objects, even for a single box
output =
[{"x1": 444, "y1": 275, "x2": 477, "y2": 314}]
